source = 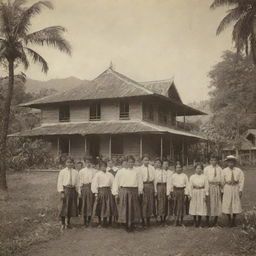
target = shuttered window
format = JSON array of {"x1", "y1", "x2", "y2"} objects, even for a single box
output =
[
  {"x1": 119, "y1": 101, "x2": 129, "y2": 119},
  {"x1": 90, "y1": 103, "x2": 101, "y2": 120},
  {"x1": 59, "y1": 105, "x2": 70, "y2": 122}
]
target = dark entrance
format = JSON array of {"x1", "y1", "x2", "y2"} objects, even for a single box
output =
[{"x1": 87, "y1": 135, "x2": 100, "y2": 159}]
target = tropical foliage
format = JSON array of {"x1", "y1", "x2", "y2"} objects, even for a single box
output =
[
  {"x1": 0, "y1": 0, "x2": 71, "y2": 193},
  {"x1": 211, "y1": 0, "x2": 256, "y2": 64}
]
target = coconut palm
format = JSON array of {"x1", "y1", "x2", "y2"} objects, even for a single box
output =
[
  {"x1": 211, "y1": 0, "x2": 256, "y2": 63},
  {"x1": 0, "y1": 0, "x2": 71, "y2": 196}
]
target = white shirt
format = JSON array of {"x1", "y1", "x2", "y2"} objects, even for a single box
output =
[
  {"x1": 78, "y1": 167, "x2": 97, "y2": 185},
  {"x1": 222, "y1": 167, "x2": 244, "y2": 192},
  {"x1": 57, "y1": 168, "x2": 79, "y2": 193},
  {"x1": 189, "y1": 174, "x2": 209, "y2": 196},
  {"x1": 107, "y1": 166, "x2": 119, "y2": 177},
  {"x1": 139, "y1": 164, "x2": 155, "y2": 183},
  {"x1": 91, "y1": 171, "x2": 114, "y2": 194},
  {"x1": 204, "y1": 165, "x2": 222, "y2": 183},
  {"x1": 154, "y1": 168, "x2": 168, "y2": 192},
  {"x1": 112, "y1": 167, "x2": 143, "y2": 195},
  {"x1": 170, "y1": 173, "x2": 189, "y2": 195},
  {"x1": 166, "y1": 169, "x2": 175, "y2": 195}
]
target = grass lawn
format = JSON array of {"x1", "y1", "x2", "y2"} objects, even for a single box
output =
[{"x1": 0, "y1": 167, "x2": 256, "y2": 256}]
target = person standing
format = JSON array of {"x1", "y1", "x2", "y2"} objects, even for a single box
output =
[
  {"x1": 112, "y1": 156, "x2": 143, "y2": 232},
  {"x1": 76, "y1": 161, "x2": 84, "y2": 216},
  {"x1": 204, "y1": 155, "x2": 223, "y2": 227},
  {"x1": 91, "y1": 161, "x2": 116, "y2": 227},
  {"x1": 78, "y1": 156, "x2": 97, "y2": 227},
  {"x1": 57, "y1": 158, "x2": 79, "y2": 230},
  {"x1": 154, "y1": 158, "x2": 168, "y2": 226},
  {"x1": 139, "y1": 155, "x2": 156, "y2": 227},
  {"x1": 189, "y1": 163, "x2": 209, "y2": 227},
  {"x1": 170, "y1": 163, "x2": 189, "y2": 226},
  {"x1": 222, "y1": 155, "x2": 244, "y2": 227},
  {"x1": 107, "y1": 159, "x2": 119, "y2": 177}
]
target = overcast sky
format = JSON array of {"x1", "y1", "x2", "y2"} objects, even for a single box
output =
[{"x1": 24, "y1": 0, "x2": 233, "y2": 103}]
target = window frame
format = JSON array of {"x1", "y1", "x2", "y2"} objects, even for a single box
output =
[
  {"x1": 89, "y1": 102, "x2": 101, "y2": 121},
  {"x1": 59, "y1": 105, "x2": 70, "y2": 122},
  {"x1": 119, "y1": 101, "x2": 130, "y2": 120}
]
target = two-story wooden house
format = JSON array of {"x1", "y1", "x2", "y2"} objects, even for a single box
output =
[{"x1": 13, "y1": 67, "x2": 206, "y2": 163}]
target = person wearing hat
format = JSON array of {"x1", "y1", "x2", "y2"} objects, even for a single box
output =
[{"x1": 222, "y1": 155, "x2": 244, "y2": 227}]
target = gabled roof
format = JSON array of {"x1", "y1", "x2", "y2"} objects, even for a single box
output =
[
  {"x1": 140, "y1": 79, "x2": 182, "y2": 103},
  {"x1": 223, "y1": 137, "x2": 256, "y2": 151},
  {"x1": 245, "y1": 129, "x2": 256, "y2": 137},
  {"x1": 9, "y1": 120, "x2": 206, "y2": 140},
  {"x1": 21, "y1": 68, "x2": 153, "y2": 107}
]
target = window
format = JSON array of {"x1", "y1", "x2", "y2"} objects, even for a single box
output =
[
  {"x1": 119, "y1": 101, "x2": 129, "y2": 119},
  {"x1": 90, "y1": 103, "x2": 101, "y2": 120},
  {"x1": 148, "y1": 104, "x2": 154, "y2": 121},
  {"x1": 159, "y1": 106, "x2": 168, "y2": 124},
  {"x1": 111, "y1": 136, "x2": 123, "y2": 154},
  {"x1": 143, "y1": 102, "x2": 154, "y2": 121},
  {"x1": 59, "y1": 105, "x2": 70, "y2": 122}
]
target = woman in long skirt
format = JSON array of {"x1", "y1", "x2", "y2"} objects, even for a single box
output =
[
  {"x1": 78, "y1": 156, "x2": 97, "y2": 227},
  {"x1": 91, "y1": 161, "x2": 117, "y2": 227},
  {"x1": 57, "y1": 158, "x2": 79, "y2": 230},
  {"x1": 169, "y1": 163, "x2": 189, "y2": 226},
  {"x1": 112, "y1": 156, "x2": 143, "y2": 232},
  {"x1": 189, "y1": 163, "x2": 209, "y2": 227},
  {"x1": 222, "y1": 155, "x2": 244, "y2": 227},
  {"x1": 203, "y1": 155, "x2": 223, "y2": 227},
  {"x1": 139, "y1": 155, "x2": 156, "y2": 227},
  {"x1": 154, "y1": 158, "x2": 168, "y2": 225}
]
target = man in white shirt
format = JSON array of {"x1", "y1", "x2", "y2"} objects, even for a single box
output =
[
  {"x1": 139, "y1": 155, "x2": 155, "y2": 227},
  {"x1": 222, "y1": 155, "x2": 244, "y2": 227},
  {"x1": 78, "y1": 156, "x2": 97, "y2": 227},
  {"x1": 57, "y1": 158, "x2": 79, "y2": 230},
  {"x1": 204, "y1": 155, "x2": 223, "y2": 227}
]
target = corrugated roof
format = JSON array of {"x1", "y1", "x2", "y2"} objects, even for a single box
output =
[
  {"x1": 9, "y1": 121, "x2": 206, "y2": 140},
  {"x1": 21, "y1": 68, "x2": 153, "y2": 107}
]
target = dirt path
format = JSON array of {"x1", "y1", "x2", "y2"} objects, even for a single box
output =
[{"x1": 28, "y1": 223, "x2": 241, "y2": 256}]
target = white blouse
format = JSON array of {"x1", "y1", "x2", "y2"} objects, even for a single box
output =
[
  {"x1": 222, "y1": 167, "x2": 244, "y2": 192},
  {"x1": 112, "y1": 167, "x2": 143, "y2": 195},
  {"x1": 189, "y1": 174, "x2": 209, "y2": 196},
  {"x1": 169, "y1": 173, "x2": 189, "y2": 195},
  {"x1": 154, "y1": 168, "x2": 168, "y2": 192},
  {"x1": 204, "y1": 165, "x2": 222, "y2": 183},
  {"x1": 57, "y1": 168, "x2": 79, "y2": 193},
  {"x1": 91, "y1": 171, "x2": 114, "y2": 194},
  {"x1": 139, "y1": 164, "x2": 155, "y2": 183}
]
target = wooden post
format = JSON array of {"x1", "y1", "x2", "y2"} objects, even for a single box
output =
[
  {"x1": 109, "y1": 135, "x2": 112, "y2": 159},
  {"x1": 84, "y1": 136, "x2": 87, "y2": 156},
  {"x1": 249, "y1": 150, "x2": 252, "y2": 165},
  {"x1": 182, "y1": 137, "x2": 185, "y2": 165},
  {"x1": 160, "y1": 135, "x2": 163, "y2": 160},
  {"x1": 68, "y1": 137, "x2": 71, "y2": 156},
  {"x1": 169, "y1": 136, "x2": 174, "y2": 161},
  {"x1": 183, "y1": 115, "x2": 186, "y2": 129},
  {"x1": 139, "y1": 135, "x2": 143, "y2": 159},
  {"x1": 57, "y1": 137, "x2": 60, "y2": 157}
]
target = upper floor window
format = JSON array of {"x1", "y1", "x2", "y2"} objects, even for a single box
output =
[
  {"x1": 159, "y1": 106, "x2": 168, "y2": 124},
  {"x1": 59, "y1": 105, "x2": 70, "y2": 122},
  {"x1": 119, "y1": 101, "x2": 129, "y2": 119},
  {"x1": 90, "y1": 103, "x2": 101, "y2": 120},
  {"x1": 148, "y1": 104, "x2": 154, "y2": 121}
]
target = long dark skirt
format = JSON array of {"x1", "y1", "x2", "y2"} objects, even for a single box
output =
[
  {"x1": 173, "y1": 187, "x2": 189, "y2": 216},
  {"x1": 142, "y1": 182, "x2": 155, "y2": 218},
  {"x1": 118, "y1": 187, "x2": 141, "y2": 227},
  {"x1": 93, "y1": 187, "x2": 117, "y2": 218},
  {"x1": 81, "y1": 183, "x2": 94, "y2": 217},
  {"x1": 156, "y1": 183, "x2": 168, "y2": 217},
  {"x1": 59, "y1": 186, "x2": 78, "y2": 218}
]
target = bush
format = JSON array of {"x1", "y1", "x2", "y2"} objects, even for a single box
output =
[
  {"x1": 242, "y1": 210, "x2": 256, "y2": 240},
  {"x1": 7, "y1": 138, "x2": 55, "y2": 171}
]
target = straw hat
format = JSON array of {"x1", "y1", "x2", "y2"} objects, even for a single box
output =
[{"x1": 224, "y1": 155, "x2": 237, "y2": 162}]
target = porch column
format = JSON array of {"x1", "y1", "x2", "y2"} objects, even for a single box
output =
[
  {"x1": 109, "y1": 135, "x2": 112, "y2": 159},
  {"x1": 84, "y1": 136, "x2": 87, "y2": 156},
  {"x1": 183, "y1": 115, "x2": 186, "y2": 129},
  {"x1": 160, "y1": 135, "x2": 163, "y2": 160},
  {"x1": 169, "y1": 135, "x2": 174, "y2": 161},
  {"x1": 182, "y1": 137, "x2": 185, "y2": 165},
  {"x1": 57, "y1": 137, "x2": 60, "y2": 157},
  {"x1": 139, "y1": 135, "x2": 143, "y2": 159},
  {"x1": 249, "y1": 150, "x2": 252, "y2": 164},
  {"x1": 68, "y1": 137, "x2": 71, "y2": 156}
]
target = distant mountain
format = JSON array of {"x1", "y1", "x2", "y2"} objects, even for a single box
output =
[{"x1": 25, "y1": 76, "x2": 89, "y2": 93}]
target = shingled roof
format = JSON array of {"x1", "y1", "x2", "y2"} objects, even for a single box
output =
[
  {"x1": 10, "y1": 120, "x2": 206, "y2": 140},
  {"x1": 21, "y1": 68, "x2": 153, "y2": 107}
]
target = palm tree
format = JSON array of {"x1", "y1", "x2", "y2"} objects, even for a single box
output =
[
  {"x1": 211, "y1": 0, "x2": 256, "y2": 64},
  {"x1": 0, "y1": 0, "x2": 71, "y2": 197}
]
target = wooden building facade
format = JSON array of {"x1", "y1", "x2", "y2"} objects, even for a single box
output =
[{"x1": 13, "y1": 67, "x2": 207, "y2": 163}]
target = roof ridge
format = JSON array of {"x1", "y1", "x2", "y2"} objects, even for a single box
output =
[
  {"x1": 140, "y1": 77, "x2": 174, "y2": 84},
  {"x1": 104, "y1": 68, "x2": 154, "y2": 95}
]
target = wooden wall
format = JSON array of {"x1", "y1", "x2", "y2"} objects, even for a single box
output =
[{"x1": 40, "y1": 99, "x2": 142, "y2": 124}]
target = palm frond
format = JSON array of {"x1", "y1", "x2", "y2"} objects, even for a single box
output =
[
  {"x1": 19, "y1": 47, "x2": 29, "y2": 70},
  {"x1": 0, "y1": 2, "x2": 13, "y2": 37},
  {"x1": 12, "y1": 0, "x2": 27, "y2": 9},
  {"x1": 24, "y1": 26, "x2": 72, "y2": 55},
  {"x1": 210, "y1": 0, "x2": 238, "y2": 9},
  {"x1": 24, "y1": 47, "x2": 48, "y2": 73},
  {"x1": 216, "y1": 7, "x2": 243, "y2": 35},
  {"x1": 14, "y1": 1, "x2": 53, "y2": 37}
]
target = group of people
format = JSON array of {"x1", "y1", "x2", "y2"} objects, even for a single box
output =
[{"x1": 57, "y1": 154, "x2": 244, "y2": 232}]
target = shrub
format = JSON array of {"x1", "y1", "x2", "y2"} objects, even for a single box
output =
[{"x1": 242, "y1": 210, "x2": 256, "y2": 240}]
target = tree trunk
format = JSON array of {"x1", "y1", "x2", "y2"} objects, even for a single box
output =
[
  {"x1": 251, "y1": 20, "x2": 256, "y2": 64},
  {"x1": 0, "y1": 60, "x2": 14, "y2": 198}
]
